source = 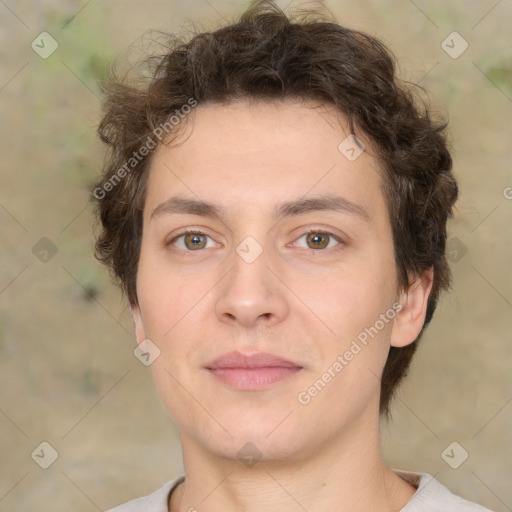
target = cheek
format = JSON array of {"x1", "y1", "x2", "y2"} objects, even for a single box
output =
[
  {"x1": 136, "y1": 249, "x2": 206, "y2": 339},
  {"x1": 291, "y1": 256, "x2": 397, "y2": 345}
]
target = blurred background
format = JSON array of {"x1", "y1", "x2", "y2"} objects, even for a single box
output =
[{"x1": 0, "y1": 1, "x2": 510, "y2": 510}]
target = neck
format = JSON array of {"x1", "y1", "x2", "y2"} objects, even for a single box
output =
[{"x1": 170, "y1": 409, "x2": 416, "y2": 512}]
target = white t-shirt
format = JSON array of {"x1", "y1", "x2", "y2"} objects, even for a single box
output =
[{"x1": 107, "y1": 471, "x2": 493, "y2": 511}]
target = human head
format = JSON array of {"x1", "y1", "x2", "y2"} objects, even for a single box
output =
[{"x1": 91, "y1": 0, "x2": 457, "y2": 417}]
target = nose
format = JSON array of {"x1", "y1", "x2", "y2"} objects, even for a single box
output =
[{"x1": 214, "y1": 245, "x2": 289, "y2": 329}]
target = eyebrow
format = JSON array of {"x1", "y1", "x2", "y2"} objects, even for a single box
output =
[{"x1": 150, "y1": 194, "x2": 371, "y2": 223}]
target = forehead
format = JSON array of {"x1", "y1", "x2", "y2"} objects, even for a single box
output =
[{"x1": 145, "y1": 99, "x2": 386, "y2": 222}]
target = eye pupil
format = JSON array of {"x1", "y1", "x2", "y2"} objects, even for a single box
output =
[
  {"x1": 185, "y1": 233, "x2": 206, "y2": 250},
  {"x1": 306, "y1": 232, "x2": 329, "y2": 249}
]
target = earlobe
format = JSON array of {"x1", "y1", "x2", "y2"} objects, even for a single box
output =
[
  {"x1": 130, "y1": 303, "x2": 146, "y2": 345},
  {"x1": 390, "y1": 268, "x2": 434, "y2": 348}
]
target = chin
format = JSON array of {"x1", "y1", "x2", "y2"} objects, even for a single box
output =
[
  {"x1": 205, "y1": 432, "x2": 305, "y2": 467},
  {"x1": 194, "y1": 413, "x2": 309, "y2": 463}
]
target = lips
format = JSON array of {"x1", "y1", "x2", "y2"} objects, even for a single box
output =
[
  {"x1": 205, "y1": 351, "x2": 303, "y2": 390},
  {"x1": 206, "y1": 351, "x2": 301, "y2": 370}
]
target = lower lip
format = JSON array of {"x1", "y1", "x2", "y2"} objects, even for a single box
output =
[{"x1": 208, "y1": 367, "x2": 302, "y2": 390}]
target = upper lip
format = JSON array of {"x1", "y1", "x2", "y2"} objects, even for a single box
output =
[{"x1": 206, "y1": 351, "x2": 302, "y2": 370}]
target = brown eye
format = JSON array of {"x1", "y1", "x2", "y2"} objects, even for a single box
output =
[
  {"x1": 171, "y1": 231, "x2": 214, "y2": 251},
  {"x1": 295, "y1": 230, "x2": 341, "y2": 251},
  {"x1": 306, "y1": 232, "x2": 330, "y2": 249},
  {"x1": 184, "y1": 233, "x2": 207, "y2": 250}
]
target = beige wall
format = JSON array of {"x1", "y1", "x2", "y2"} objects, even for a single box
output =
[{"x1": 0, "y1": 1, "x2": 510, "y2": 510}]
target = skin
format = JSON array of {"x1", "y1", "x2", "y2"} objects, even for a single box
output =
[{"x1": 131, "y1": 99, "x2": 433, "y2": 512}]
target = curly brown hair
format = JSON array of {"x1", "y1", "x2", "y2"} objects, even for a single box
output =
[{"x1": 92, "y1": 0, "x2": 458, "y2": 416}]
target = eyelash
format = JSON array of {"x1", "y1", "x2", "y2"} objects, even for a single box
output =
[{"x1": 168, "y1": 228, "x2": 343, "y2": 254}]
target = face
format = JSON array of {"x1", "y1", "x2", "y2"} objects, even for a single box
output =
[{"x1": 132, "y1": 99, "x2": 430, "y2": 463}]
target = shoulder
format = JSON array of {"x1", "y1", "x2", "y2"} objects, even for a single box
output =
[
  {"x1": 106, "y1": 476, "x2": 184, "y2": 512},
  {"x1": 395, "y1": 471, "x2": 494, "y2": 512}
]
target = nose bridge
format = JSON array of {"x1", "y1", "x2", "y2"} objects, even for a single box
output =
[{"x1": 214, "y1": 233, "x2": 288, "y2": 327}]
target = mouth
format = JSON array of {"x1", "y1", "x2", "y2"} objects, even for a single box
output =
[{"x1": 205, "y1": 351, "x2": 303, "y2": 391}]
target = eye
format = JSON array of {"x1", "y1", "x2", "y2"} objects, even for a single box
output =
[
  {"x1": 168, "y1": 228, "x2": 343, "y2": 253},
  {"x1": 170, "y1": 230, "x2": 216, "y2": 251},
  {"x1": 293, "y1": 230, "x2": 342, "y2": 251}
]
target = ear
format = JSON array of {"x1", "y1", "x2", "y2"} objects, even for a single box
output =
[
  {"x1": 130, "y1": 303, "x2": 147, "y2": 346},
  {"x1": 390, "y1": 267, "x2": 434, "y2": 348}
]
